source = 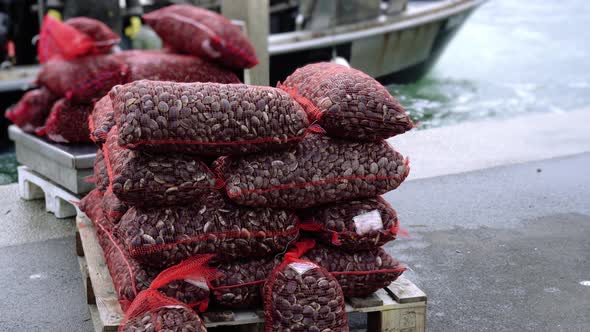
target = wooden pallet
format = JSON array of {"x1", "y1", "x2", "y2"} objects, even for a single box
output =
[{"x1": 76, "y1": 214, "x2": 427, "y2": 332}]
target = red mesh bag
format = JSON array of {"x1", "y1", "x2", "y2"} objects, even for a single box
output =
[
  {"x1": 89, "y1": 53, "x2": 239, "y2": 146},
  {"x1": 118, "y1": 289, "x2": 207, "y2": 332},
  {"x1": 303, "y1": 244, "x2": 406, "y2": 298},
  {"x1": 143, "y1": 5, "x2": 258, "y2": 69},
  {"x1": 38, "y1": 16, "x2": 119, "y2": 63},
  {"x1": 114, "y1": 50, "x2": 240, "y2": 84},
  {"x1": 37, "y1": 15, "x2": 94, "y2": 63},
  {"x1": 209, "y1": 257, "x2": 278, "y2": 309},
  {"x1": 102, "y1": 189, "x2": 128, "y2": 226},
  {"x1": 96, "y1": 221, "x2": 217, "y2": 312},
  {"x1": 102, "y1": 127, "x2": 223, "y2": 206},
  {"x1": 89, "y1": 95, "x2": 114, "y2": 145},
  {"x1": 110, "y1": 80, "x2": 308, "y2": 156},
  {"x1": 36, "y1": 99, "x2": 93, "y2": 143},
  {"x1": 94, "y1": 149, "x2": 109, "y2": 192},
  {"x1": 299, "y1": 196, "x2": 400, "y2": 251},
  {"x1": 117, "y1": 193, "x2": 300, "y2": 268},
  {"x1": 279, "y1": 62, "x2": 413, "y2": 141},
  {"x1": 64, "y1": 17, "x2": 120, "y2": 54},
  {"x1": 5, "y1": 88, "x2": 58, "y2": 132},
  {"x1": 37, "y1": 54, "x2": 129, "y2": 103},
  {"x1": 79, "y1": 188, "x2": 104, "y2": 223},
  {"x1": 78, "y1": 189, "x2": 117, "y2": 232},
  {"x1": 263, "y1": 240, "x2": 349, "y2": 332},
  {"x1": 220, "y1": 129, "x2": 410, "y2": 209}
]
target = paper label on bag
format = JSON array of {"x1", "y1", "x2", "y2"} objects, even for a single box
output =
[
  {"x1": 162, "y1": 305, "x2": 186, "y2": 310},
  {"x1": 289, "y1": 262, "x2": 316, "y2": 275},
  {"x1": 185, "y1": 279, "x2": 209, "y2": 291},
  {"x1": 353, "y1": 210, "x2": 384, "y2": 235}
]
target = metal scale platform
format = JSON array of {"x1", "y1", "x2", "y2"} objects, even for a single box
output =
[{"x1": 8, "y1": 125, "x2": 97, "y2": 195}]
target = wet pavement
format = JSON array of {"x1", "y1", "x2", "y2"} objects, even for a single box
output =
[
  {"x1": 0, "y1": 184, "x2": 86, "y2": 331},
  {"x1": 382, "y1": 153, "x2": 590, "y2": 332},
  {"x1": 0, "y1": 237, "x2": 93, "y2": 331},
  {"x1": 0, "y1": 184, "x2": 76, "y2": 247}
]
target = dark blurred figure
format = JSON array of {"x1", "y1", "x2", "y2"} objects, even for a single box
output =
[
  {"x1": 1, "y1": 0, "x2": 38, "y2": 65},
  {"x1": 0, "y1": 10, "x2": 9, "y2": 63}
]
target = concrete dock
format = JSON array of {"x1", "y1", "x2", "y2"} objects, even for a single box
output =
[{"x1": 1, "y1": 109, "x2": 589, "y2": 331}]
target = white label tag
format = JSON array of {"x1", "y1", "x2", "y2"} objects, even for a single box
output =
[
  {"x1": 289, "y1": 262, "x2": 316, "y2": 275},
  {"x1": 161, "y1": 305, "x2": 186, "y2": 310},
  {"x1": 201, "y1": 39, "x2": 221, "y2": 58},
  {"x1": 353, "y1": 210, "x2": 384, "y2": 235},
  {"x1": 185, "y1": 279, "x2": 209, "y2": 291}
]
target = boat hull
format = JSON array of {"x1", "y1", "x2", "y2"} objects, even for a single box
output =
[
  {"x1": 270, "y1": 2, "x2": 479, "y2": 85},
  {"x1": 374, "y1": 8, "x2": 475, "y2": 84}
]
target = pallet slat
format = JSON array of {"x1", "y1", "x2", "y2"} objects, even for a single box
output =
[
  {"x1": 77, "y1": 215, "x2": 124, "y2": 332},
  {"x1": 367, "y1": 305, "x2": 427, "y2": 332},
  {"x1": 349, "y1": 293, "x2": 384, "y2": 308},
  {"x1": 79, "y1": 257, "x2": 118, "y2": 332},
  {"x1": 76, "y1": 231, "x2": 84, "y2": 257},
  {"x1": 386, "y1": 276, "x2": 428, "y2": 304}
]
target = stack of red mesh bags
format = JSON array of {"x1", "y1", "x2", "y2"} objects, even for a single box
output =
[
  {"x1": 5, "y1": 12, "x2": 243, "y2": 146},
  {"x1": 5, "y1": 16, "x2": 122, "y2": 142},
  {"x1": 76, "y1": 5, "x2": 300, "y2": 332},
  {"x1": 77, "y1": 5, "x2": 414, "y2": 331},
  {"x1": 208, "y1": 62, "x2": 414, "y2": 331},
  {"x1": 80, "y1": 79, "x2": 310, "y2": 329},
  {"x1": 80, "y1": 64, "x2": 414, "y2": 332},
  {"x1": 80, "y1": 74, "x2": 310, "y2": 317}
]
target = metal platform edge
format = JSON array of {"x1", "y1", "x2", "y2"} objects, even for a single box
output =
[{"x1": 8, "y1": 125, "x2": 97, "y2": 169}]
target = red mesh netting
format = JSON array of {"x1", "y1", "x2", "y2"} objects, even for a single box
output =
[
  {"x1": 37, "y1": 54, "x2": 129, "y2": 103},
  {"x1": 118, "y1": 289, "x2": 207, "y2": 332},
  {"x1": 303, "y1": 244, "x2": 406, "y2": 298},
  {"x1": 143, "y1": 5, "x2": 258, "y2": 69},
  {"x1": 102, "y1": 189, "x2": 128, "y2": 226},
  {"x1": 113, "y1": 50, "x2": 240, "y2": 84},
  {"x1": 209, "y1": 257, "x2": 278, "y2": 309},
  {"x1": 89, "y1": 95, "x2": 114, "y2": 146},
  {"x1": 64, "y1": 17, "x2": 120, "y2": 54},
  {"x1": 220, "y1": 131, "x2": 410, "y2": 209},
  {"x1": 117, "y1": 193, "x2": 300, "y2": 268},
  {"x1": 79, "y1": 188, "x2": 104, "y2": 224},
  {"x1": 96, "y1": 222, "x2": 215, "y2": 312},
  {"x1": 263, "y1": 240, "x2": 349, "y2": 332},
  {"x1": 38, "y1": 16, "x2": 119, "y2": 63},
  {"x1": 299, "y1": 196, "x2": 399, "y2": 251},
  {"x1": 102, "y1": 127, "x2": 223, "y2": 206},
  {"x1": 37, "y1": 15, "x2": 94, "y2": 63},
  {"x1": 5, "y1": 88, "x2": 58, "y2": 133},
  {"x1": 109, "y1": 80, "x2": 308, "y2": 156},
  {"x1": 279, "y1": 62, "x2": 413, "y2": 141},
  {"x1": 79, "y1": 190, "x2": 116, "y2": 232},
  {"x1": 94, "y1": 149, "x2": 109, "y2": 192},
  {"x1": 36, "y1": 99, "x2": 93, "y2": 143}
]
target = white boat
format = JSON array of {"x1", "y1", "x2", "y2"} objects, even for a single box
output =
[{"x1": 267, "y1": 0, "x2": 487, "y2": 84}]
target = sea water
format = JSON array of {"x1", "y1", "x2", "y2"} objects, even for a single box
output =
[{"x1": 388, "y1": 0, "x2": 590, "y2": 128}]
